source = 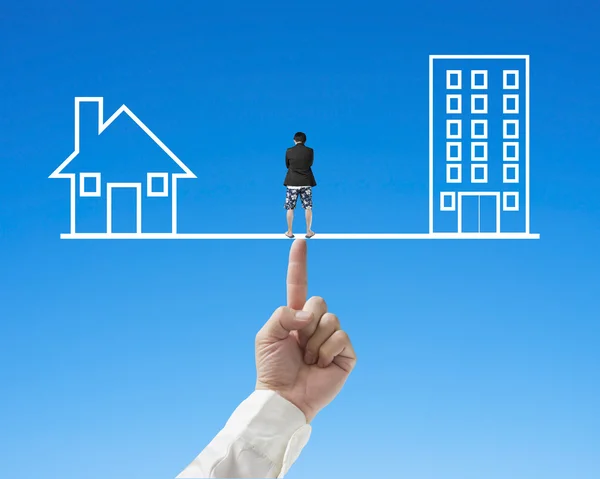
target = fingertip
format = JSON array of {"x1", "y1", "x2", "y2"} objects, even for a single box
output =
[
  {"x1": 317, "y1": 356, "x2": 329, "y2": 368},
  {"x1": 294, "y1": 238, "x2": 307, "y2": 246},
  {"x1": 289, "y1": 238, "x2": 307, "y2": 257}
]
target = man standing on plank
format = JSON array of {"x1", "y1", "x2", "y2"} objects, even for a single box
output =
[{"x1": 283, "y1": 132, "x2": 316, "y2": 239}]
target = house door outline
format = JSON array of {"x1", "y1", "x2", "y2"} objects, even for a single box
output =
[
  {"x1": 457, "y1": 192, "x2": 501, "y2": 233},
  {"x1": 106, "y1": 183, "x2": 142, "y2": 234}
]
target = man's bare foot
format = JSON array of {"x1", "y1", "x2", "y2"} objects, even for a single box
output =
[
  {"x1": 305, "y1": 231, "x2": 315, "y2": 238},
  {"x1": 285, "y1": 231, "x2": 295, "y2": 238}
]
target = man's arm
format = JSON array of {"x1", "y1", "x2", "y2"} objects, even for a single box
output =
[
  {"x1": 285, "y1": 151, "x2": 290, "y2": 169},
  {"x1": 308, "y1": 149, "x2": 313, "y2": 167},
  {"x1": 178, "y1": 240, "x2": 356, "y2": 478},
  {"x1": 176, "y1": 390, "x2": 311, "y2": 479}
]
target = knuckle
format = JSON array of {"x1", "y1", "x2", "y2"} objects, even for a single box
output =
[
  {"x1": 318, "y1": 342, "x2": 331, "y2": 356},
  {"x1": 274, "y1": 305, "x2": 288, "y2": 317},
  {"x1": 321, "y1": 313, "x2": 340, "y2": 328},
  {"x1": 336, "y1": 329, "x2": 350, "y2": 342},
  {"x1": 309, "y1": 296, "x2": 327, "y2": 309}
]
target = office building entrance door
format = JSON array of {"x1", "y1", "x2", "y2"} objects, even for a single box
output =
[{"x1": 458, "y1": 192, "x2": 501, "y2": 233}]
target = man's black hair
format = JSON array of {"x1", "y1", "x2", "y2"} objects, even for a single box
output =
[{"x1": 294, "y1": 132, "x2": 307, "y2": 143}]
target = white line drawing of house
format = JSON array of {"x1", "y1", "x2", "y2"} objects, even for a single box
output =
[
  {"x1": 52, "y1": 62, "x2": 539, "y2": 241},
  {"x1": 49, "y1": 97, "x2": 197, "y2": 237}
]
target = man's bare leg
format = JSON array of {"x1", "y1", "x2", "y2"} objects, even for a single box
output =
[
  {"x1": 305, "y1": 208, "x2": 314, "y2": 237},
  {"x1": 286, "y1": 209, "x2": 294, "y2": 236}
]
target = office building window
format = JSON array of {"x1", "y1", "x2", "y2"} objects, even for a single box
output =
[
  {"x1": 471, "y1": 70, "x2": 488, "y2": 89},
  {"x1": 503, "y1": 142, "x2": 519, "y2": 161},
  {"x1": 503, "y1": 164, "x2": 519, "y2": 183},
  {"x1": 471, "y1": 164, "x2": 488, "y2": 183},
  {"x1": 440, "y1": 192, "x2": 456, "y2": 211},
  {"x1": 471, "y1": 120, "x2": 488, "y2": 139},
  {"x1": 471, "y1": 94, "x2": 488, "y2": 114},
  {"x1": 503, "y1": 120, "x2": 519, "y2": 139},
  {"x1": 471, "y1": 142, "x2": 488, "y2": 161},
  {"x1": 446, "y1": 70, "x2": 462, "y2": 89},
  {"x1": 447, "y1": 120, "x2": 462, "y2": 139},
  {"x1": 446, "y1": 164, "x2": 462, "y2": 183},
  {"x1": 447, "y1": 94, "x2": 462, "y2": 113},
  {"x1": 503, "y1": 70, "x2": 519, "y2": 89},
  {"x1": 503, "y1": 192, "x2": 519, "y2": 211},
  {"x1": 447, "y1": 142, "x2": 462, "y2": 161},
  {"x1": 503, "y1": 94, "x2": 519, "y2": 114}
]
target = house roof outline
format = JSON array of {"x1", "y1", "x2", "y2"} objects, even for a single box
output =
[{"x1": 49, "y1": 97, "x2": 197, "y2": 179}]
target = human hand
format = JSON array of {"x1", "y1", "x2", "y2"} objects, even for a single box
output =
[{"x1": 254, "y1": 239, "x2": 357, "y2": 422}]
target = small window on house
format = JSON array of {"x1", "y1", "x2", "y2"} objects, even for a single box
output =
[
  {"x1": 147, "y1": 173, "x2": 169, "y2": 197},
  {"x1": 80, "y1": 173, "x2": 101, "y2": 197}
]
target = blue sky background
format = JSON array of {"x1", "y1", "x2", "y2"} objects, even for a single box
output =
[{"x1": 1, "y1": 1, "x2": 599, "y2": 478}]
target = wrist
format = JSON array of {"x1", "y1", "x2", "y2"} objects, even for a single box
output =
[{"x1": 255, "y1": 383, "x2": 315, "y2": 423}]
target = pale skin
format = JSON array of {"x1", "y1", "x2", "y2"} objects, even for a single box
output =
[
  {"x1": 286, "y1": 208, "x2": 313, "y2": 238},
  {"x1": 255, "y1": 239, "x2": 357, "y2": 422}
]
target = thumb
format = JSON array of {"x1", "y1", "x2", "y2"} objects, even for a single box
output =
[{"x1": 256, "y1": 306, "x2": 313, "y2": 342}]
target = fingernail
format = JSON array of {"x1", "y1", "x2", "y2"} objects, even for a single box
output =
[
  {"x1": 295, "y1": 311, "x2": 312, "y2": 320},
  {"x1": 304, "y1": 351, "x2": 315, "y2": 364}
]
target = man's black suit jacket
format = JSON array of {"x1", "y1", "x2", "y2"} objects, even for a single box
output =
[{"x1": 284, "y1": 143, "x2": 317, "y2": 187}]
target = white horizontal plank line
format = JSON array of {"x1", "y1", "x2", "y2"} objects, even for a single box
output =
[{"x1": 60, "y1": 233, "x2": 540, "y2": 240}]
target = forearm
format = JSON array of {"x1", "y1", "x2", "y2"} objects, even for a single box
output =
[{"x1": 177, "y1": 390, "x2": 311, "y2": 478}]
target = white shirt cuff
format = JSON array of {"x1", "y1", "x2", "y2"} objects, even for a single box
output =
[{"x1": 177, "y1": 390, "x2": 311, "y2": 478}]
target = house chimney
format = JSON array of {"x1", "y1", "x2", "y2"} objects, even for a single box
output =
[{"x1": 75, "y1": 97, "x2": 103, "y2": 149}]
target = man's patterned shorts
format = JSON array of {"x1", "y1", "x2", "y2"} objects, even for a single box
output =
[{"x1": 285, "y1": 187, "x2": 312, "y2": 210}]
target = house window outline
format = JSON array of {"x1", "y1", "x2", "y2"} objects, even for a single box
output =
[
  {"x1": 503, "y1": 192, "x2": 519, "y2": 211},
  {"x1": 440, "y1": 192, "x2": 456, "y2": 211},
  {"x1": 80, "y1": 173, "x2": 101, "y2": 197},
  {"x1": 147, "y1": 173, "x2": 169, "y2": 197}
]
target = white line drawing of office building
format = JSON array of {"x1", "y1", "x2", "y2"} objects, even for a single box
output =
[{"x1": 429, "y1": 55, "x2": 537, "y2": 238}]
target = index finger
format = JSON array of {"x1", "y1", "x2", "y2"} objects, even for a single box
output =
[{"x1": 286, "y1": 239, "x2": 308, "y2": 310}]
